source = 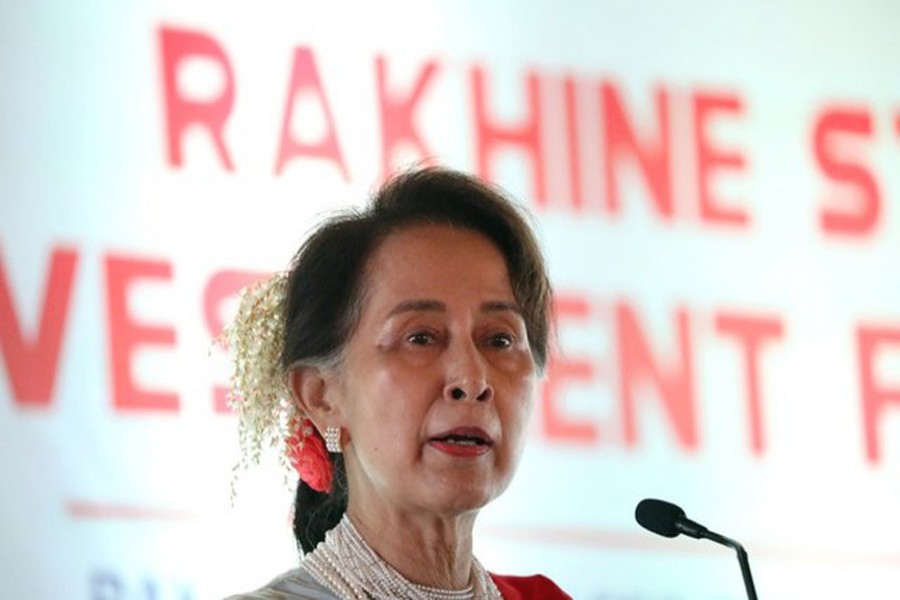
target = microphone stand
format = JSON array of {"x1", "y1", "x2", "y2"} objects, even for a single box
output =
[
  {"x1": 636, "y1": 499, "x2": 760, "y2": 600},
  {"x1": 699, "y1": 529, "x2": 758, "y2": 600}
]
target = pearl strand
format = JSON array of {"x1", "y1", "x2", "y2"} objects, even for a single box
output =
[{"x1": 302, "y1": 515, "x2": 502, "y2": 600}]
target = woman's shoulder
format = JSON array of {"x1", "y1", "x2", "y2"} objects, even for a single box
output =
[
  {"x1": 489, "y1": 572, "x2": 572, "y2": 600},
  {"x1": 223, "y1": 567, "x2": 338, "y2": 600}
]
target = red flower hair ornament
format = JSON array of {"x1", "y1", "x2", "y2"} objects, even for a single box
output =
[{"x1": 287, "y1": 418, "x2": 334, "y2": 493}]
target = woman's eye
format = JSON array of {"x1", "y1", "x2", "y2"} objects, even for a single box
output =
[
  {"x1": 488, "y1": 332, "x2": 516, "y2": 348},
  {"x1": 407, "y1": 332, "x2": 434, "y2": 345}
]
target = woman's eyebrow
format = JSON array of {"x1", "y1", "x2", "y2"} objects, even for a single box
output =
[
  {"x1": 385, "y1": 299, "x2": 521, "y2": 317},
  {"x1": 481, "y1": 300, "x2": 522, "y2": 315},
  {"x1": 386, "y1": 299, "x2": 445, "y2": 318}
]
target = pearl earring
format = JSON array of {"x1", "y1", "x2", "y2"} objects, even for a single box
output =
[{"x1": 324, "y1": 426, "x2": 342, "y2": 453}]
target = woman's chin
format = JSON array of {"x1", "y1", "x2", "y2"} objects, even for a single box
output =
[{"x1": 416, "y1": 476, "x2": 511, "y2": 516}]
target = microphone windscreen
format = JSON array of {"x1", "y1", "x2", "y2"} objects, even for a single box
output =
[{"x1": 635, "y1": 498, "x2": 685, "y2": 538}]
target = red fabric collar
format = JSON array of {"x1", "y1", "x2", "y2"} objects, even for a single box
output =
[{"x1": 489, "y1": 573, "x2": 572, "y2": 600}]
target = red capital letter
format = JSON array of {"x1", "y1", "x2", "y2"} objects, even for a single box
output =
[
  {"x1": 812, "y1": 106, "x2": 880, "y2": 236},
  {"x1": 564, "y1": 76, "x2": 584, "y2": 211},
  {"x1": 0, "y1": 247, "x2": 78, "y2": 407},
  {"x1": 377, "y1": 56, "x2": 439, "y2": 179},
  {"x1": 472, "y1": 66, "x2": 547, "y2": 204},
  {"x1": 540, "y1": 295, "x2": 598, "y2": 443},
  {"x1": 275, "y1": 47, "x2": 348, "y2": 179},
  {"x1": 715, "y1": 311, "x2": 784, "y2": 454},
  {"x1": 694, "y1": 91, "x2": 749, "y2": 227},
  {"x1": 159, "y1": 26, "x2": 235, "y2": 170},
  {"x1": 204, "y1": 269, "x2": 264, "y2": 413},
  {"x1": 616, "y1": 301, "x2": 697, "y2": 450},
  {"x1": 601, "y1": 83, "x2": 673, "y2": 219},
  {"x1": 858, "y1": 325, "x2": 900, "y2": 462},
  {"x1": 105, "y1": 255, "x2": 178, "y2": 412}
]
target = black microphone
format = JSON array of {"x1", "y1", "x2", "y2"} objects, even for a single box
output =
[{"x1": 635, "y1": 499, "x2": 758, "y2": 600}]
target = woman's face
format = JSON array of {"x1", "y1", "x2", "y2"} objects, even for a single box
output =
[{"x1": 333, "y1": 224, "x2": 537, "y2": 519}]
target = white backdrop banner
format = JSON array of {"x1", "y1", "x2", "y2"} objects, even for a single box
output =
[{"x1": 1, "y1": 1, "x2": 899, "y2": 599}]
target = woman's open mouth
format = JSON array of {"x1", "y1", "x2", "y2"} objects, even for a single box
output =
[{"x1": 428, "y1": 428, "x2": 494, "y2": 456}]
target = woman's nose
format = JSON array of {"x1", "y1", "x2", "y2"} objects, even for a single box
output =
[
  {"x1": 446, "y1": 382, "x2": 492, "y2": 402},
  {"x1": 443, "y1": 340, "x2": 493, "y2": 402}
]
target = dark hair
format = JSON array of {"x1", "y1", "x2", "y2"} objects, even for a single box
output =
[{"x1": 283, "y1": 166, "x2": 552, "y2": 554}]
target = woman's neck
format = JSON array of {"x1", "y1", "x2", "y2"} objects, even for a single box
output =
[{"x1": 346, "y1": 504, "x2": 478, "y2": 590}]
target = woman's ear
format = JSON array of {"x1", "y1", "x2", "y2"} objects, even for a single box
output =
[{"x1": 287, "y1": 366, "x2": 342, "y2": 425}]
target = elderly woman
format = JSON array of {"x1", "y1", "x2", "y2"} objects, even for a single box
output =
[{"x1": 225, "y1": 167, "x2": 570, "y2": 599}]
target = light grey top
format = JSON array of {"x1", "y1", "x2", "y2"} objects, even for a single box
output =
[{"x1": 225, "y1": 567, "x2": 338, "y2": 600}]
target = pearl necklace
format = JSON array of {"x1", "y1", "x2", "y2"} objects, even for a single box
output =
[{"x1": 301, "y1": 515, "x2": 503, "y2": 600}]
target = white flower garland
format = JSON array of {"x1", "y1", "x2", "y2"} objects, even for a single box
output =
[{"x1": 217, "y1": 272, "x2": 299, "y2": 496}]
